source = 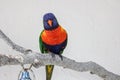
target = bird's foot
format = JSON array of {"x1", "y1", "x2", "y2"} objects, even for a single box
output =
[
  {"x1": 51, "y1": 53, "x2": 55, "y2": 58},
  {"x1": 50, "y1": 53, "x2": 56, "y2": 60},
  {"x1": 50, "y1": 53, "x2": 63, "y2": 60},
  {"x1": 57, "y1": 54, "x2": 63, "y2": 61}
]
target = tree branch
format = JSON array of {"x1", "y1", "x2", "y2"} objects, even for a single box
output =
[{"x1": 0, "y1": 29, "x2": 120, "y2": 80}]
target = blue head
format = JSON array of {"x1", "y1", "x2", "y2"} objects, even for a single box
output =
[{"x1": 43, "y1": 13, "x2": 59, "y2": 30}]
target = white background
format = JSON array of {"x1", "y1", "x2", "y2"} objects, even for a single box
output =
[{"x1": 0, "y1": 0, "x2": 120, "y2": 80}]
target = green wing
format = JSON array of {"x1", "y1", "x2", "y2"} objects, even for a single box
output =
[
  {"x1": 39, "y1": 30, "x2": 48, "y2": 53},
  {"x1": 39, "y1": 31, "x2": 54, "y2": 80}
]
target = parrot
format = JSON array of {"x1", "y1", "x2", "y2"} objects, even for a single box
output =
[{"x1": 39, "y1": 13, "x2": 68, "y2": 80}]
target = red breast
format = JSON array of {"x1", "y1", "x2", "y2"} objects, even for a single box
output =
[{"x1": 41, "y1": 26, "x2": 67, "y2": 45}]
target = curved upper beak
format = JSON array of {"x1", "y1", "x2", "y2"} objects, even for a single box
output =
[{"x1": 47, "y1": 20, "x2": 52, "y2": 27}]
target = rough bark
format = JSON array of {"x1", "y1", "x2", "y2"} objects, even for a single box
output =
[{"x1": 0, "y1": 29, "x2": 120, "y2": 80}]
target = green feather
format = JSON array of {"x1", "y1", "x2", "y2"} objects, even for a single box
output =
[
  {"x1": 39, "y1": 30, "x2": 54, "y2": 80},
  {"x1": 39, "y1": 30, "x2": 48, "y2": 53}
]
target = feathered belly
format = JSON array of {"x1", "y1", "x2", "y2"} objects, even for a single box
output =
[{"x1": 43, "y1": 38, "x2": 67, "y2": 54}]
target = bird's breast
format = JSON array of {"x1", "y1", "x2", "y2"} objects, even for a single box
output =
[{"x1": 41, "y1": 26, "x2": 67, "y2": 45}]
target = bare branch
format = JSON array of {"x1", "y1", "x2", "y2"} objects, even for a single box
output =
[
  {"x1": 0, "y1": 29, "x2": 27, "y2": 53},
  {"x1": 0, "y1": 29, "x2": 120, "y2": 80},
  {"x1": 0, "y1": 54, "x2": 20, "y2": 66}
]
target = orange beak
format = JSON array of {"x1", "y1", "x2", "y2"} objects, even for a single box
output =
[{"x1": 48, "y1": 20, "x2": 52, "y2": 27}]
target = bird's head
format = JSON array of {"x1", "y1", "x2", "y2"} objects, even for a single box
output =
[{"x1": 43, "y1": 13, "x2": 59, "y2": 30}]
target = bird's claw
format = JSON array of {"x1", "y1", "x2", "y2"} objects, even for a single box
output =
[
  {"x1": 58, "y1": 54, "x2": 63, "y2": 61},
  {"x1": 50, "y1": 53, "x2": 55, "y2": 60},
  {"x1": 50, "y1": 53, "x2": 63, "y2": 60}
]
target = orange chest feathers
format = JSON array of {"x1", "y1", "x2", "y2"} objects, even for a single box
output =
[{"x1": 41, "y1": 26, "x2": 67, "y2": 45}]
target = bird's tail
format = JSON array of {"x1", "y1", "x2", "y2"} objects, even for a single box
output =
[{"x1": 46, "y1": 65, "x2": 54, "y2": 80}]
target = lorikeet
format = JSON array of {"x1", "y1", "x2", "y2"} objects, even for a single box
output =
[{"x1": 39, "y1": 13, "x2": 67, "y2": 80}]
